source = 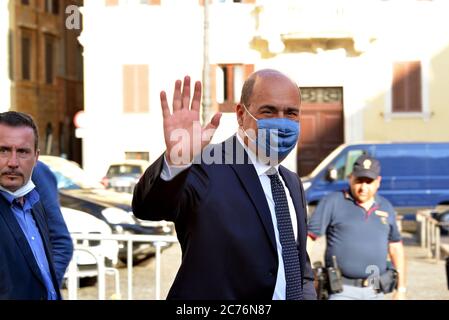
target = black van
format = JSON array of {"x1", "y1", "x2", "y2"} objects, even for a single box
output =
[{"x1": 301, "y1": 142, "x2": 449, "y2": 221}]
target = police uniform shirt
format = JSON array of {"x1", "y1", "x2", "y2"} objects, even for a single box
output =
[{"x1": 308, "y1": 191, "x2": 401, "y2": 279}]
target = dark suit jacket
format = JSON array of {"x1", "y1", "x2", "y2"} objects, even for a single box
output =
[
  {"x1": 33, "y1": 160, "x2": 73, "y2": 287},
  {"x1": 0, "y1": 194, "x2": 62, "y2": 300},
  {"x1": 133, "y1": 136, "x2": 316, "y2": 300}
]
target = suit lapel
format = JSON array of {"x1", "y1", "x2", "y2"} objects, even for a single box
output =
[
  {"x1": 32, "y1": 203, "x2": 56, "y2": 271},
  {"x1": 32, "y1": 203, "x2": 51, "y2": 252},
  {"x1": 223, "y1": 136, "x2": 277, "y2": 253},
  {"x1": 0, "y1": 196, "x2": 47, "y2": 287}
]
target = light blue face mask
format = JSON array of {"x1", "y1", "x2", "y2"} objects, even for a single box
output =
[{"x1": 241, "y1": 104, "x2": 300, "y2": 163}]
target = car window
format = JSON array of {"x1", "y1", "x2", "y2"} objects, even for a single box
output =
[
  {"x1": 344, "y1": 150, "x2": 365, "y2": 177},
  {"x1": 326, "y1": 149, "x2": 365, "y2": 181},
  {"x1": 53, "y1": 170, "x2": 81, "y2": 189},
  {"x1": 43, "y1": 158, "x2": 105, "y2": 190},
  {"x1": 107, "y1": 165, "x2": 142, "y2": 176}
]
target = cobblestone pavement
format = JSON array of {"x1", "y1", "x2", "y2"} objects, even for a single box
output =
[{"x1": 62, "y1": 232, "x2": 449, "y2": 300}]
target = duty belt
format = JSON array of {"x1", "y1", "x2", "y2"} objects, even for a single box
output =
[{"x1": 341, "y1": 276, "x2": 371, "y2": 288}]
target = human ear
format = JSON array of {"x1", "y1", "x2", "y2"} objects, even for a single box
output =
[{"x1": 236, "y1": 104, "x2": 244, "y2": 127}]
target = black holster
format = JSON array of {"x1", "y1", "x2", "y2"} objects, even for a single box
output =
[{"x1": 379, "y1": 268, "x2": 398, "y2": 294}]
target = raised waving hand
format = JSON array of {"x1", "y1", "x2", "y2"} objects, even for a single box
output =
[{"x1": 161, "y1": 76, "x2": 222, "y2": 165}]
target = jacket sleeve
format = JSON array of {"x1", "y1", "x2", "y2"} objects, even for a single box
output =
[
  {"x1": 132, "y1": 153, "x2": 193, "y2": 222},
  {"x1": 33, "y1": 161, "x2": 74, "y2": 287},
  {"x1": 286, "y1": 170, "x2": 317, "y2": 300},
  {"x1": 298, "y1": 176, "x2": 317, "y2": 300},
  {"x1": 302, "y1": 244, "x2": 317, "y2": 300}
]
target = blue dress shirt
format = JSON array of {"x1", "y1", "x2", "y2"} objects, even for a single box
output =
[{"x1": 0, "y1": 189, "x2": 57, "y2": 300}]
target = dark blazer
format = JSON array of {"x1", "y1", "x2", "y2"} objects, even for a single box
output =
[
  {"x1": 0, "y1": 194, "x2": 62, "y2": 300},
  {"x1": 133, "y1": 136, "x2": 316, "y2": 300},
  {"x1": 33, "y1": 160, "x2": 73, "y2": 287}
]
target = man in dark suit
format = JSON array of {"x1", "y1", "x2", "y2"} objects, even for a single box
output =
[
  {"x1": 133, "y1": 69, "x2": 316, "y2": 300},
  {"x1": 0, "y1": 111, "x2": 61, "y2": 300}
]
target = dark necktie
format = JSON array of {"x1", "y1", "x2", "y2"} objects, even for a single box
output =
[{"x1": 267, "y1": 169, "x2": 303, "y2": 300}]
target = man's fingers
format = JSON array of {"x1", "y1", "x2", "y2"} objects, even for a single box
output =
[
  {"x1": 202, "y1": 112, "x2": 222, "y2": 144},
  {"x1": 172, "y1": 80, "x2": 182, "y2": 111},
  {"x1": 160, "y1": 91, "x2": 171, "y2": 118},
  {"x1": 191, "y1": 81, "x2": 202, "y2": 112},
  {"x1": 181, "y1": 76, "x2": 191, "y2": 110},
  {"x1": 169, "y1": 77, "x2": 199, "y2": 113},
  {"x1": 204, "y1": 112, "x2": 222, "y2": 131}
]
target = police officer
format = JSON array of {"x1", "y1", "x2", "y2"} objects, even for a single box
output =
[{"x1": 308, "y1": 154, "x2": 407, "y2": 300}]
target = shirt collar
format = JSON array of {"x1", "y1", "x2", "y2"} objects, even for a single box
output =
[
  {"x1": 343, "y1": 190, "x2": 379, "y2": 208},
  {"x1": 236, "y1": 132, "x2": 280, "y2": 176},
  {"x1": 0, "y1": 188, "x2": 40, "y2": 208}
]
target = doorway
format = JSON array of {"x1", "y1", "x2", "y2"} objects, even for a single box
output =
[{"x1": 297, "y1": 87, "x2": 344, "y2": 176}]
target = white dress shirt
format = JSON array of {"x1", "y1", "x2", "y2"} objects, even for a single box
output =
[{"x1": 160, "y1": 133, "x2": 299, "y2": 300}]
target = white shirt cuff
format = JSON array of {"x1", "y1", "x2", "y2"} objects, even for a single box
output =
[{"x1": 160, "y1": 155, "x2": 192, "y2": 181}]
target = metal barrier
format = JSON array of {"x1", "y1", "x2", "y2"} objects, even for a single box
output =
[
  {"x1": 66, "y1": 246, "x2": 109, "y2": 300},
  {"x1": 65, "y1": 234, "x2": 178, "y2": 300},
  {"x1": 416, "y1": 210, "x2": 449, "y2": 261}
]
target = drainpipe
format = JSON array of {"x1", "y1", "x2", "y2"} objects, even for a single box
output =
[{"x1": 201, "y1": 0, "x2": 211, "y2": 125}]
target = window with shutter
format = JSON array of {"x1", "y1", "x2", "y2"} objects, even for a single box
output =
[
  {"x1": 21, "y1": 32, "x2": 32, "y2": 81},
  {"x1": 8, "y1": 30, "x2": 13, "y2": 81},
  {"x1": 45, "y1": 35, "x2": 55, "y2": 84},
  {"x1": 215, "y1": 64, "x2": 254, "y2": 112},
  {"x1": 123, "y1": 65, "x2": 149, "y2": 113},
  {"x1": 105, "y1": 0, "x2": 119, "y2": 6},
  {"x1": 106, "y1": 0, "x2": 161, "y2": 5},
  {"x1": 392, "y1": 61, "x2": 422, "y2": 113},
  {"x1": 45, "y1": 0, "x2": 59, "y2": 14}
]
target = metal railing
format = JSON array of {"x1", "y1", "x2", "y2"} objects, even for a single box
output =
[
  {"x1": 65, "y1": 234, "x2": 178, "y2": 300},
  {"x1": 416, "y1": 210, "x2": 449, "y2": 261}
]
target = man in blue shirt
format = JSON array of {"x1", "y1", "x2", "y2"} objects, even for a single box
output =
[
  {"x1": 0, "y1": 111, "x2": 62, "y2": 299},
  {"x1": 308, "y1": 154, "x2": 407, "y2": 300}
]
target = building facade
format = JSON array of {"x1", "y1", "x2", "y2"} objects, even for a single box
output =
[
  {"x1": 0, "y1": 1, "x2": 11, "y2": 114},
  {"x1": 80, "y1": 0, "x2": 449, "y2": 179},
  {"x1": 5, "y1": 0, "x2": 84, "y2": 163}
]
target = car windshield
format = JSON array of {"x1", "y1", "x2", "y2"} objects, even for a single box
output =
[
  {"x1": 52, "y1": 170, "x2": 104, "y2": 190},
  {"x1": 41, "y1": 157, "x2": 105, "y2": 190}
]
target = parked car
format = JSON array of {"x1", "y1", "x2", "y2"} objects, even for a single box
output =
[
  {"x1": 101, "y1": 160, "x2": 150, "y2": 193},
  {"x1": 39, "y1": 156, "x2": 174, "y2": 262},
  {"x1": 301, "y1": 142, "x2": 449, "y2": 219},
  {"x1": 61, "y1": 206, "x2": 119, "y2": 284}
]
